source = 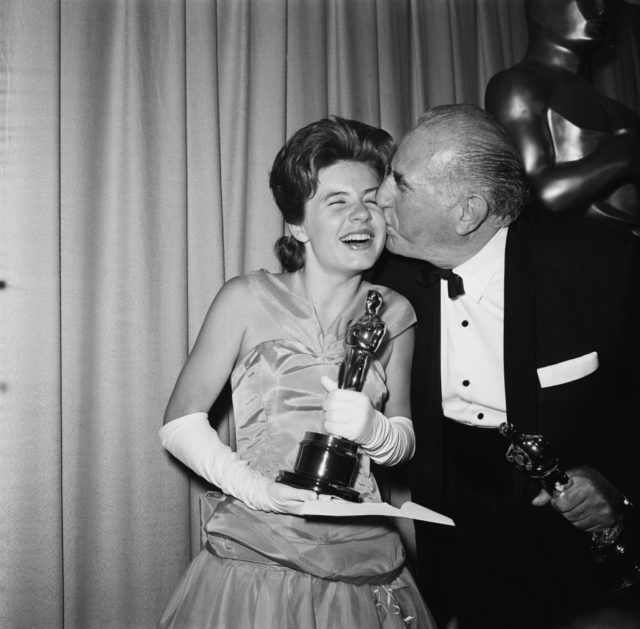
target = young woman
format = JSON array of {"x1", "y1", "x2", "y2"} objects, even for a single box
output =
[{"x1": 158, "y1": 117, "x2": 436, "y2": 628}]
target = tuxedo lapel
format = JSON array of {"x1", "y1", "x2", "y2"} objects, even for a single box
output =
[
  {"x1": 503, "y1": 217, "x2": 538, "y2": 436},
  {"x1": 410, "y1": 264, "x2": 445, "y2": 508}
]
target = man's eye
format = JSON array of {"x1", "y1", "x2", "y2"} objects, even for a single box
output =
[{"x1": 392, "y1": 172, "x2": 407, "y2": 190}]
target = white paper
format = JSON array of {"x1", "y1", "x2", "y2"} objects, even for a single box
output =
[{"x1": 296, "y1": 497, "x2": 454, "y2": 526}]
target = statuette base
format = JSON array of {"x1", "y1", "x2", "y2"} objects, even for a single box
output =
[{"x1": 276, "y1": 431, "x2": 361, "y2": 503}]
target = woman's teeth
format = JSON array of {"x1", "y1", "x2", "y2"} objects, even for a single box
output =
[{"x1": 340, "y1": 233, "x2": 373, "y2": 245}]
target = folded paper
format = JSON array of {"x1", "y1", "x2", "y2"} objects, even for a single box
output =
[{"x1": 295, "y1": 497, "x2": 454, "y2": 526}]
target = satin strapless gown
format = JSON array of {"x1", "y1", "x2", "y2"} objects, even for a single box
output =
[{"x1": 158, "y1": 270, "x2": 436, "y2": 629}]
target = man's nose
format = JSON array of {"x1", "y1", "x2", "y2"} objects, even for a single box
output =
[{"x1": 376, "y1": 175, "x2": 393, "y2": 209}]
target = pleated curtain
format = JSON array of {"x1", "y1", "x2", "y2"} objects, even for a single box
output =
[{"x1": 1, "y1": 1, "x2": 637, "y2": 627}]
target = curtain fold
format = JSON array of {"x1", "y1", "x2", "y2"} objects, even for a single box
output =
[
  {"x1": 1, "y1": 1, "x2": 64, "y2": 626},
  {"x1": 1, "y1": 1, "x2": 637, "y2": 627},
  {"x1": 59, "y1": 2, "x2": 192, "y2": 625}
]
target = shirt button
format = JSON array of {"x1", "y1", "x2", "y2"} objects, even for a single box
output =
[
  {"x1": 462, "y1": 379, "x2": 470, "y2": 387},
  {"x1": 461, "y1": 320, "x2": 469, "y2": 327},
  {"x1": 477, "y1": 412, "x2": 484, "y2": 420}
]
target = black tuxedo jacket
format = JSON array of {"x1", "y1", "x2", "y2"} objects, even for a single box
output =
[
  {"x1": 378, "y1": 211, "x2": 640, "y2": 511},
  {"x1": 374, "y1": 211, "x2": 640, "y2": 622}
]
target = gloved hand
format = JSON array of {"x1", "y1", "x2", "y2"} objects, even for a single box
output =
[
  {"x1": 321, "y1": 375, "x2": 378, "y2": 443},
  {"x1": 160, "y1": 412, "x2": 318, "y2": 513},
  {"x1": 321, "y1": 376, "x2": 415, "y2": 466}
]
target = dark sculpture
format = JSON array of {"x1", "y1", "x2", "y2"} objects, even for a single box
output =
[{"x1": 485, "y1": 0, "x2": 640, "y2": 232}]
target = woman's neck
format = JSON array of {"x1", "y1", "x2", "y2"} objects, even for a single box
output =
[{"x1": 295, "y1": 267, "x2": 363, "y2": 332}]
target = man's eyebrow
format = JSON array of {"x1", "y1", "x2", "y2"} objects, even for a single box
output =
[{"x1": 392, "y1": 170, "x2": 411, "y2": 190}]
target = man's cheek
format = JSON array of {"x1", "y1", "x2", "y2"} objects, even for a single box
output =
[{"x1": 383, "y1": 208, "x2": 398, "y2": 229}]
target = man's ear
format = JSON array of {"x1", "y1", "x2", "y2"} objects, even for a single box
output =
[
  {"x1": 454, "y1": 195, "x2": 489, "y2": 236},
  {"x1": 288, "y1": 223, "x2": 309, "y2": 243}
]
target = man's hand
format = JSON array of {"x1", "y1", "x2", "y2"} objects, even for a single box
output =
[{"x1": 531, "y1": 466, "x2": 625, "y2": 533}]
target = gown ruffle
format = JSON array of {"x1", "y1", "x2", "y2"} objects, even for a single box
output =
[{"x1": 158, "y1": 270, "x2": 436, "y2": 629}]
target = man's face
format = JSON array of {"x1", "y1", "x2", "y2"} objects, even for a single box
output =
[
  {"x1": 529, "y1": 0, "x2": 608, "y2": 50},
  {"x1": 376, "y1": 130, "x2": 461, "y2": 268}
]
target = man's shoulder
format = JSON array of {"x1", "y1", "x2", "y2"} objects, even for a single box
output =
[
  {"x1": 533, "y1": 212, "x2": 636, "y2": 252},
  {"x1": 516, "y1": 211, "x2": 639, "y2": 278}
]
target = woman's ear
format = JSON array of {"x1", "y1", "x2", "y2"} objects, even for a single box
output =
[
  {"x1": 454, "y1": 195, "x2": 488, "y2": 236},
  {"x1": 288, "y1": 223, "x2": 309, "y2": 243}
]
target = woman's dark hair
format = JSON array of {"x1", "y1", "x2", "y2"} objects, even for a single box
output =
[{"x1": 269, "y1": 116, "x2": 395, "y2": 272}]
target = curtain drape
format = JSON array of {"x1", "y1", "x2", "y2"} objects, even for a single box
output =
[{"x1": 2, "y1": 1, "x2": 637, "y2": 627}]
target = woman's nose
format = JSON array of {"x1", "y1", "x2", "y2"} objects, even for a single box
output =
[{"x1": 350, "y1": 201, "x2": 372, "y2": 221}]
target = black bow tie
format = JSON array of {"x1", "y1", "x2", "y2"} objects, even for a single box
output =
[{"x1": 426, "y1": 267, "x2": 465, "y2": 300}]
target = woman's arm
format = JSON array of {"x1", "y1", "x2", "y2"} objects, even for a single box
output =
[
  {"x1": 381, "y1": 325, "x2": 414, "y2": 419},
  {"x1": 160, "y1": 276, "x2": 317, "y2": 511},
  {"x1": 163, "y1": 276, "x2": 248, "y2": 424}
]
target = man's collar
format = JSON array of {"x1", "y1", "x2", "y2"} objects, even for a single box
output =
[{"x1": 453, "y1": 227, "x2": 508, "y2": 302}]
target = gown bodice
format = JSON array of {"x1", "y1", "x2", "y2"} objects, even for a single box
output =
[{"x1": 230, "y1": 269, "x2": 416, "y2": 502}]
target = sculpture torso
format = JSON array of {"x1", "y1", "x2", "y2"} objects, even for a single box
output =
[
  {"x1": 486, "y1": 55, "x2": 640, "y2": 228},
  {"x1": 543, "y1": 67, "x2": 639, "y2": 222}
]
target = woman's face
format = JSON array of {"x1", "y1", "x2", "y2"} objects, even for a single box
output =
[{"x1": 291, "y1": 160, "x2": 385, "y2": 277}]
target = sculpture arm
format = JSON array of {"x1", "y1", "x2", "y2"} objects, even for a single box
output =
[{"x1": 485, "y1": 71, "x2": 640, "y2": 214}]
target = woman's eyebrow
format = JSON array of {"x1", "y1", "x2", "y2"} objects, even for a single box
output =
[{"x1": 322, "y1": 190, "x2": 348, "y2": 201}]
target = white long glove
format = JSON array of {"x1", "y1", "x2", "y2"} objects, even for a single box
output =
[
  {"x1": 321, "y1": 376, "x2": 416, "y2": 466},
  {"x1": 159, "y1": 412, "x2": 317, "y2": 513}
]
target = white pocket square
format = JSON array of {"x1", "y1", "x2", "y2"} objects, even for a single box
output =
[{"x1": 537, "y1": 351, "x2": 599, "y2": 388}]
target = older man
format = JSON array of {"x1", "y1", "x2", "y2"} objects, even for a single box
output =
[{"x1": 374, "y1": 104, "x2": 640, "y2": 629}]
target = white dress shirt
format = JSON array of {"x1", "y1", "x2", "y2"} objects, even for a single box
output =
[{"x1": 440, "y1": 227, "x2": 508, "y2": 427}]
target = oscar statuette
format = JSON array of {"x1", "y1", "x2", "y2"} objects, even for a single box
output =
[
  {"x1": 499, "y1": 422, "x2": 640, "y2": 593},
  {"x1": 276, "y1": 290, "x2": 387, "y2": 503}
]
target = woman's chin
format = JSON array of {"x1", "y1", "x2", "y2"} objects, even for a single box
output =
[{"x1": 351, "y1": 248, "x2": 384, "y2": 270}]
